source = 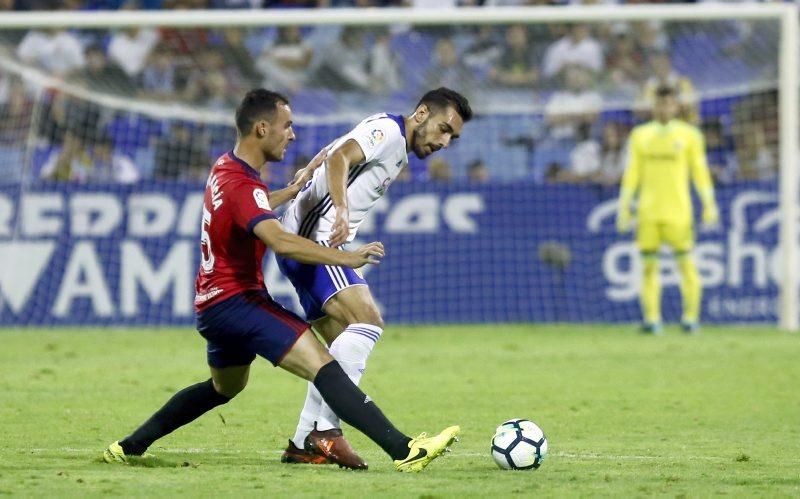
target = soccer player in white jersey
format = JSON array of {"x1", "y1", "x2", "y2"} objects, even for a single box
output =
[{"x1": 278, "y1": 87, "x2": 472, "y2": 469}]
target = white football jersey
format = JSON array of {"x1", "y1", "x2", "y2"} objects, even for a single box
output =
[{"x1": 282, "y1": 113, "x2": 408, "y2": 242}]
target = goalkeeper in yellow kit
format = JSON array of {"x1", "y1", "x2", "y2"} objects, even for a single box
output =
[{"x1": 617, "y1": 86, "x2": 719, "y2": 334}]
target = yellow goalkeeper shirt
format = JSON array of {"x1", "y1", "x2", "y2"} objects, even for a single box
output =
[{"x1": 620, "y1": 119, "x2": 714, "y2": 225}]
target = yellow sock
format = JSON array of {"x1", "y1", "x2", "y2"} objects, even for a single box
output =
[
  {"x1": 641, "y1": 253, "x2": 661, "y2": 324},
  {"x1": 677, "y1": 252, "x2": 701, "y2": 323}
]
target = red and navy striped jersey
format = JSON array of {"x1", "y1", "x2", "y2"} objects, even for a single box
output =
[{"x1": 194, "y1": 151, "x2": 277, "y2": 311}]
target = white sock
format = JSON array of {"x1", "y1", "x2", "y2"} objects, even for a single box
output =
[
  {"x1": 315, "y1": 323, "x2": 382, "y2": 432},
  {"x1": 291, "y1": 382, "x2": 323, "y2": 450}
]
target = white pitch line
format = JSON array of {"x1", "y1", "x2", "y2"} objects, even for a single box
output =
[{"x1": 16, "y1": 448, "x2": 779, "y2": 463}]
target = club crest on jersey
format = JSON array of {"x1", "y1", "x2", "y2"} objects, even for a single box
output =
[
  {"x1": 368, "y1": 129, "x2": 385, "y2": 147},
  {"x1": 253, "y1": 188, "x2": 270, "y2": 210}
]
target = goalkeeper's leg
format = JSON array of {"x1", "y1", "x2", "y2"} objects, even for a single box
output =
[
  {"x1": 676, "y1": 251, "x2": 701, "y2": 330},
  {"x1": 640, "y1": 251, "x2": 662, "y2": 329},
  {"x1": 667, "y1": 223, "x2": 701, "y2": 333},
  {"x1": 636, "y1": 222, "x2": 662, "y2": 333}
]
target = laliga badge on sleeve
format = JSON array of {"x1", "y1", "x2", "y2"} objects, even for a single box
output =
[
  {"x1": 368, "y1": 128, "x2": 385, "y2": 147},
  {"x1": 253, "y1": 188, "x2": 271, "y2": 210}
]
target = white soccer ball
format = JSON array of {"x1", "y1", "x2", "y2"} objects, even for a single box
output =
[{"x1": 491, "y1": 418, "x2": 548, "y2": 470}]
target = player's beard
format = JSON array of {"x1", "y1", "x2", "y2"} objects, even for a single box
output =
[
  {"x1": 267, "y1": 140, "x2": 287, "y2": 162},
  {"x1": 412, "y1": 118, "x2": 430, "y2": 158}
]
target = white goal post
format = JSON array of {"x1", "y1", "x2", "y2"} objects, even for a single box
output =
[{"x1": 0, "y1": 4, "x2": 796, "y2": 330}]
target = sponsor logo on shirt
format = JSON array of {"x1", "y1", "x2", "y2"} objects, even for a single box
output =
[
  {"x1": 644, "y1": 153, "x2": 677, "y2": 162},
  {"x1": 195, "y1": 287, "x2": 224, "y2": 304},
  {"x1": 376, "y1": 177, "x2": 391, "y2": 195}
]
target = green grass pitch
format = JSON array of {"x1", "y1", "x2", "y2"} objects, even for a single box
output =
[{"x1": 1, "y1": 325, "x2": 799, "y2": 497}]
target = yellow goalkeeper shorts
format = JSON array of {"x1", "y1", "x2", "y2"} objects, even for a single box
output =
[{"x1": 636, "y1": 221, "x2": 694, "y2": 253}]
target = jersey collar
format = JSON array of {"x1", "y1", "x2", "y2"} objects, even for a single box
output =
[
  {"x1": 228, "y1": 149, "x2": 260, "y2": 179},
  {"x1": 386, "y1": 114, "x2": 406, "y2": 143}
]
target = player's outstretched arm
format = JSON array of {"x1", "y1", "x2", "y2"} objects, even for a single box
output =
[
  {"x1": 268, "y1": 148, "x2": 329, "y2": 209},
  {"x1": 253, "y1": 219, "x2": 383, "y2": 269}
]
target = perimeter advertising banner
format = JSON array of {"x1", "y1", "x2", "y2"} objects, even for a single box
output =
[{"x1": 0, "y1": 181, "x2": 781, "y2": 326}]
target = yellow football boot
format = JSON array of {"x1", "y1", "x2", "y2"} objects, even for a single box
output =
[
  {"x1": 102, "y1": 441, "x2": 154, "y2": 464},
  {"x1": 394, "y1": 425, "x2": 460, "y2": 473}
]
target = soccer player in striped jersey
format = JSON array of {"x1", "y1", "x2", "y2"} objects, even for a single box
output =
[
  {"x1": 277, "y1": 88, "x2": 472, "y2": 468},
  {"x1": 617, "y1": 85, "x2": 719, "y2": 334},
  {"x1": 103, "y1": 89, "x2": 460, "y2": 473}
]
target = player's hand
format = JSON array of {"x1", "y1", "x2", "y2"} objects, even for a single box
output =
[
  {"x1": 289, "y1": 147, "x2": 328, "y2": 187},
  {"x1": 328, "y1": 205, "x2": 349, "y2": 248},
  {"x1": 702, "y1": 203, "x2": 720, "y2": 227},
  {"x1": 342, "y1": 242, "x2": 384, "y2": 268},
  {"x1": 616, "y1": 208, "x2": 633, "y2": 233}
]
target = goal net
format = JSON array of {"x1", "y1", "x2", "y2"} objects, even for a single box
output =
[{"x1": 0, "y1": 5, "x2": 796, "y2": 329}]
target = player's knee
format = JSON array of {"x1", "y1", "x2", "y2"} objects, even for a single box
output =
[
  {"x1": 212, "y1": 377, "x2": 247, "y2": 399},
  {"x1": 642, "y1": 256, "x2": 659, "y2": 274},
  {"x1": 365, "y1": 313, "x2": 385, "y2": 329},
  {"x1": 312, "y1": 319, "x2": 344, "y2": 345},
  {"x1": 347, "y1": 306, "x2": 384, "y2": 328},
  {"x1": 682, "y1": 270, "x2": 700, "y2": 286},
  {"x1": 300, "y1": 349, "x2": 335, "y2": 381},
  {"x1": 281, "y1": 332, "x2": 336, "y2": 381}
]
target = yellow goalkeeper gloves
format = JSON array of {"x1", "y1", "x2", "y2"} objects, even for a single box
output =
[
  {"x1": 616, "y1": 207, "x2": 633, "y2": 233},
  {"x1": 699, "y1": 187, "x2": 719, "y2": 227},
  {"x1": 617, "y1": 188, "x2": 635, "y2": 233},
  {"x1": 702, "y1": 202, "x2": 719, "y2": 227}
]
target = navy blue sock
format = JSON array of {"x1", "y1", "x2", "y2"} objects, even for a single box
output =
[
  {"x1": 314, "y1": 361, "x2": 411, "y2": 460},
  {"x1": 120, "y1": 379, "x2": 230, "y2": 455}
]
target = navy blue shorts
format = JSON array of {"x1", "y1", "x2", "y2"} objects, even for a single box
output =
[
  {"x1": 276, "y1": 253, "x2": 367, "y2": 322},
  {"x1": 196, "y1": 290, "x2": 309, "y2": 368}
]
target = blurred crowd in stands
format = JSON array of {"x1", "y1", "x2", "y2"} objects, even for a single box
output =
[{"x1": 0, "y1": 0, "x2": 782, "y2": 185}]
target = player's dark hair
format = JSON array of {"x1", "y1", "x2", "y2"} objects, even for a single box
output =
[
  {"x1": 655, "y1": 85, "x2": 676, "y2": 98},
  {"x1": 416, "y1": 87, "x2": 473, "y2": 122},
  {"x1": 235, "y1": 88, "x2": 289, "y2": 136}
]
